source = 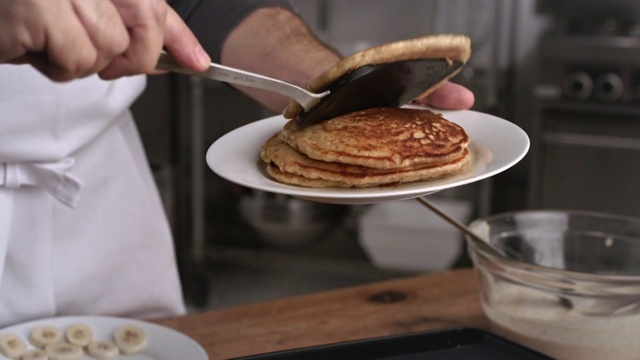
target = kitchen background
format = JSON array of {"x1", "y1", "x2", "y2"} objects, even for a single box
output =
[{"x1": 131, "y1": 0, "x2": 640, "y2": 309}]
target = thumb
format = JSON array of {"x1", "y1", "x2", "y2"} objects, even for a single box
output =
[{"x1": 162, "y1": 7, "x2": 210, "y2": 72}]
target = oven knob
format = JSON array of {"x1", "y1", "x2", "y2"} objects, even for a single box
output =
[
  {"x1": 562, "y1": 72, "x2": 593, "y2": 100},
  {"x1": 594, "y1": 73, "x2": 624, "y2": 102}
]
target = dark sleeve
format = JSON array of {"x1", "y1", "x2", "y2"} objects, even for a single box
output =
[{"x1": 169, "y1": 0, "x2": 296, "y2": 63}]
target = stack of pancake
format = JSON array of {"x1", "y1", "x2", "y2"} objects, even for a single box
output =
[
  {"x1": 260, "y1": 107, "x2": 471, "y2": 188},
  {"x1": 261, "y1": 33, "x2": 472, "y2": 188}
]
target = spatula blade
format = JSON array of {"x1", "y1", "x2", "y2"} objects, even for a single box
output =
[{"x1": 296, "y1": 59, "x2": 464, "y2": 128}]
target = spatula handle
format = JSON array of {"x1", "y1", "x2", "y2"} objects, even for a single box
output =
[{"x1": 155, "y1": 51, "x2": 328, "y2": 111}]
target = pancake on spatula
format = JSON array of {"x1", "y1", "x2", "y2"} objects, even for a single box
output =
[
  {"x1": 261, "y1": 107, "x2": 472, "y2": 188},
  {"x1": 283, "y1": 34, "x2": 471, "y2": 124}
]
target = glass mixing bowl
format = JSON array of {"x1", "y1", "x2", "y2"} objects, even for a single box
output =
[{"x1": 466, "y1": 210, "x2": 640, "y2": 360}]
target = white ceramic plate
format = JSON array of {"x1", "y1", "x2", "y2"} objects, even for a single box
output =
[
  {"x1": 206, "y1": 108, "x2": 529, "y2": 205},
  {"x1": 0, "y1": 316, "x2": 208, "y2": 360}
]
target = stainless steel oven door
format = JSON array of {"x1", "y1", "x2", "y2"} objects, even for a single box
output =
[{"x1": 530, "y1": 109, "x2": 640, "y2": 217}]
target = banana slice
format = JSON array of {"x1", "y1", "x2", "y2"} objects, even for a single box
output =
[
  {"x1": 65, "y1": 324, "x2": 93, "y2": 347},
  {"x1": 87, "y1": 339, "x2": 119, "y2": 359},
  {"x1": 29, "y1": 326, "x2": 62, "y2": 348},
  {"x1": 19, "y1": 348, "x2": 48, "y2": 360},
  {"x1": 0, "y1": 333, "x2": 28, "y2": 359},
  {"x1": 44, "y1": 343, "x2": 82, "y2": 360},
  {"x1": 113, "y1": 324, "x2": 147, "y2": 355}
]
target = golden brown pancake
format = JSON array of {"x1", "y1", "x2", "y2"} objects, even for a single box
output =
[
  {"x1": 261, "y1": 33, "x2": 473, "y2": 189},
  {"x1": 280, "y1": 107, "x2": 469, "y2": 170},
  {"x1": 283, "y1": 34, "x2": 471, "y2": 120},
  {"x1": 261, "y1": 134, "x2": 471, "y2": 188}
]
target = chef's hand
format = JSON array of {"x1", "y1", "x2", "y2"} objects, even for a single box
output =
[
  {"x1": 413, "y1": 82, "x2": 475, "y2": 110},
  {"x1": 0, "y1": 0, "x2": 210, "y2": 82}
]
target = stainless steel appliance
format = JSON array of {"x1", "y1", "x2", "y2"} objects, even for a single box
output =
[{"x1": 530, "y1": 5, "x2": 640, "y2": 216}]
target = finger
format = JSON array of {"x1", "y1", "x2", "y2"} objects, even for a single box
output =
[
  {"x1": 0, "y1": 1, "x2": 30, "y2": 63},
  {"x1": 0, "y1": 0, "x2": 98, "y2": 81},
  {"x1": 414, "y1": 82, "x2": 475, "y2": 110},
  {"x1": 162, "y1": 7, "x2": 210, "y2": 72},
  {"x1": 35, "y1": 0, "x2": 99, "y2": 81},
  {"x1": 6, "y1": 56, "x2": 29, "y2": 65},
  {"x1": 70, "y1": 0, "x2": 130, "y2": 76},
  {"x1": 99, "y1": 0, "x2": 166, "y2": 79}
]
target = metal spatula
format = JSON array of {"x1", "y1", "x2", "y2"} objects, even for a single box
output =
[
  {"x1": 155, "y1": 51, "x2": 463, "y2": 127},
  {"x1": 295, "y1": 58, "x2": 463, "y2": 127},
  {"x1": 156, "y1": 51, "x2": 329, "y2": 113}
]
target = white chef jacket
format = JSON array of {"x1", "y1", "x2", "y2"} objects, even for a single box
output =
[{"x1": 0, "y1": 65, "x2": 185, "y2": 327}]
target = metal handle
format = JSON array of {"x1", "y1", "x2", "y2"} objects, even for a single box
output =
[
  {"x1": 415, "y1": 196, "x2": 507, "y2": 258},
  {"x1": 155, "y1": 51, "x2": 328, "y2": 111}
]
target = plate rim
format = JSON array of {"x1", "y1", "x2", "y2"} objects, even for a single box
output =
[{"x1": 206, "y1": 108, "x2": 529, "y2": 205}]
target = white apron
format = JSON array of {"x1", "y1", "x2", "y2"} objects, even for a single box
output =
[{"x1": 0, "y1": 66, "x2": 185, "y2": 327}]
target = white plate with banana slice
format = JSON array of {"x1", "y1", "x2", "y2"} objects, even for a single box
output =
[{"x1": 0, "y1": 316, "x2": 208, "y2": 360}]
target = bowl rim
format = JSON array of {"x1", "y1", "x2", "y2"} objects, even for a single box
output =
[{"x1": 466, "y1": 209, "x2": 640, "y2": 283}]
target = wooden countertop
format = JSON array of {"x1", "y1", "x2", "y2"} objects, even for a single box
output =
[{"x1": 153, "y1": 268, "x2": 488, "y2": 359}]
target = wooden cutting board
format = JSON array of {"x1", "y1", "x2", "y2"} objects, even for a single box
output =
[{"x1": 153, "y1": 268, "x2": 487, "y2": 359}]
